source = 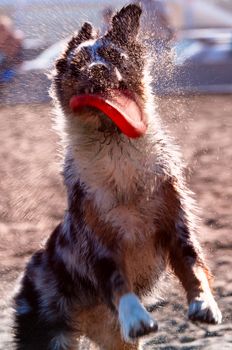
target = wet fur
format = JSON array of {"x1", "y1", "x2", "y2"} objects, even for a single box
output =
[{"x1": 13, "y1": 4, "x2": 221, "y2": 350}]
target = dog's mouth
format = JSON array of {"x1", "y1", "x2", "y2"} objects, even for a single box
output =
[{"x1": 69, "y1": 89, "x2": 147, "y2": 138}]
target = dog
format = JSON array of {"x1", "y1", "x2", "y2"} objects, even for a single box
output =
[{"x1": 13, "y1": 4, "x2": 222, "y2": 350}]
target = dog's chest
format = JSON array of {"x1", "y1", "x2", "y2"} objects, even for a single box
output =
[
  {"x1": 84, "y1": 145, "x2": 162, "y2": 240},
  {"x1": 92, "y1": 156, "x2": 165, "y2": 290},
  {"x1": 123, "y1": 238, "x2": 165, "y2": 294},
  {"x1": 103, "y1": 197, "x2": 157, "y2": 241}
]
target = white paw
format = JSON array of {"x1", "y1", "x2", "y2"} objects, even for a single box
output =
[
  {"x1": 118, "y1": 293, "x2": 158, "y2": 342},
  {"x1": 188, "y1": 295, "x2": 222, "y2": 324}
]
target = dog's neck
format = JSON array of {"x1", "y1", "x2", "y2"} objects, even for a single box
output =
[
  {"x1": 66, "y1": 134, "x2": 147, "y2": 200},
  {"x1": 64, "y1": 124, "x2": 167, "y2": 219}
]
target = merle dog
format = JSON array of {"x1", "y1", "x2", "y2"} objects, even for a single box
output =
[{"x1": 13, "y1": 4, "x2": 222, "y2": 350}]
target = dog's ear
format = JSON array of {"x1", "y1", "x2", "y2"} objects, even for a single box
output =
[
  {"x1": 55, "y1": 22, "x2": 94, "y2": 73},
  {"x1": 107, "y1": 4, "x2": 142, "y2": 44},
  {"x1": 67, "y1": 22, "x2": 94, "y2": 52}
]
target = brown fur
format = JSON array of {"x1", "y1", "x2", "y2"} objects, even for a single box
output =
[{"x1": 13, "y1": 4, "x2": 221, "y2": 350}]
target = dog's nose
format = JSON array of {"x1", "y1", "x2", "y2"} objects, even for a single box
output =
[{"x1": 88, "y1": 62, "x2": 110, "y2": 81}]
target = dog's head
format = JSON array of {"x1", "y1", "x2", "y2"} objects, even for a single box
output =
[{"x1": 52, "y1": 4, "x2": 148, "y2": 137}]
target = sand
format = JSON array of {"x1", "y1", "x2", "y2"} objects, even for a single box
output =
[{"x1": 0, "y1": 95, "x2": 231, "y2": 349}]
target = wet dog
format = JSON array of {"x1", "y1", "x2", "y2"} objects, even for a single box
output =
[{"x1": 13, "y1": 4, "x2": 222, "y2": 350}]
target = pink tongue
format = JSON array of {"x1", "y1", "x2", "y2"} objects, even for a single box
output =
[
  {"x1": 69, "y1": 90, "x2": 147, "y2": 138},
  {"x1": 109, "y1": 91, "x2": 143, "y2": 127}
]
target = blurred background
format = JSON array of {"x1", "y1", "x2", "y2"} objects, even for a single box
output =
[
  {"x1": 0, "y1": 1, "x2": 231, "y2": 349},
  {"x1": 1, "y1": 0, "x2": 232, "y2": 101}
]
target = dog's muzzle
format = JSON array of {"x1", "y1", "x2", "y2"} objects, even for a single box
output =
[{"x1": 88, "y1": 62, "x2": 110, "y2": 80}]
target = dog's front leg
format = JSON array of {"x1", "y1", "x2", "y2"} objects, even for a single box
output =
[
  {"x1": 169, "y1": 218, "x2": 222, "y2": 324},
  {"x1": 94, "y1": 257, "x2": 158, "y2": 342},
  {"x1": 163, "y1": 182, "x2": 222, "y2": 324}
]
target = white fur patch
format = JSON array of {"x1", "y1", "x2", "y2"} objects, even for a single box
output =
[
  {"x1": 115, "y1": 67, "x2": 123, "y2": 81},
  {"x1": 118, "y1": 293, "x2": 157, "y2": 342},
  {"x1": 188, "y1": 295, "x2": 222, "y2": 324}
]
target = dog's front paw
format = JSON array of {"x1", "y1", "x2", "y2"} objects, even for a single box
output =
[
  {"x1": 118, "y1": 293, "x2": 158, "y2": 342},
  {"x1": 188, "y1": 295, "x2": 222, "y2": 324}
]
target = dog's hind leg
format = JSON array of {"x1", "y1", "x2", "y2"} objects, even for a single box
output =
[
  {"x1": 14, "y1": 284, "x2": 78, "y2": 350},
  {"x1": 13, "y1": 250, "x2": 79, "y2": 350},
  {"x1": 110, "y1": 337, "x2": 139, "y2": 350},
  {"x1": 103, "y1": 339, "x2": 139, "y2": 350},
  {"x1": 14, "y1": 289, "x2": 78, "y2": 350},
  {"x1": 90, "y1": 334, "x2": 139, "y2": 350},
  {"x1": 79, "y1": 305, "x2": 139, "y2": 350}
]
